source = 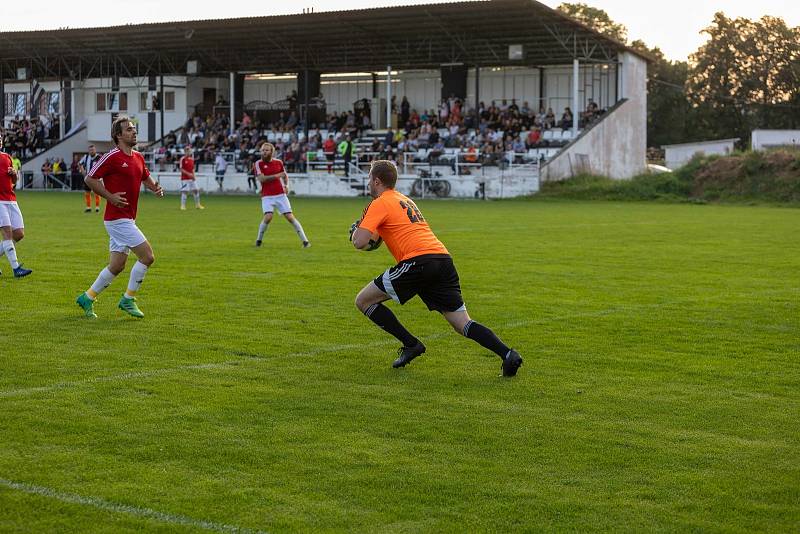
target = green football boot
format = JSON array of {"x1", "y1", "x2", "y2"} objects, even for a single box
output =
[
  {"x1": 118, "y1": 295, "x2": 144, "y2": 318},
  {"x1": 76, "y1": 292, "x2": 98, "y2": 318}
]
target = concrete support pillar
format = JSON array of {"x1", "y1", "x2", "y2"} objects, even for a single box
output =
[
  {"x1": 229, "y1": 72, "x2": 235, "y2": 137},
  {"x1": 386, "y1": 65, "x2": 391, "y2": 130},
  {"x1": 572, "y1": 58, "x2": 579, "y2": 138}
]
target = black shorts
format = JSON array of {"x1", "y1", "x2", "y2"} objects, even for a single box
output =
[
  {"x1": 82, "y1": 176, "x2": 92, "y2": 192},
  {"x1": 373, "y1": 254, "x2": 465, "y2": 313}
]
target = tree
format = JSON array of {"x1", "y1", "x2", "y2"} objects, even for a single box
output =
[
  {"x1": 631, "y1": 40, "x2": 695, "y2": 147},
  {"x1": 557, "y1": 3, "x2": 628, "y2": 43},
  {"x1": 687, "y1": 13, "x2": 800, "y2": 144}
]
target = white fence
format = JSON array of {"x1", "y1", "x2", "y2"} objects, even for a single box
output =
[{"x1": 18, "y1": 149, "x2": 540, "y2": 199}]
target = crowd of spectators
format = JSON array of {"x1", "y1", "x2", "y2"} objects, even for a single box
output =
[
  {"x1": 151, "y1": 95, "x2": 607, "y2": 174},
  {"x1": 0, "y1": 116, "x2": 61, "y2": 160}
]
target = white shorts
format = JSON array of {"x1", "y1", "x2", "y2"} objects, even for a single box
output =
[
  {"x1": 0, "y1": 202, "x2": 24, "y2": 230},
  {"x1": 104, "y1": 219, "x2": 147, "y2": 254},
  {"x1": 180, "y1": 180, "x2": 198, "y2": 192},
  {"x1": 261, "y1": 194, "x2": 292, "y2": 214}
]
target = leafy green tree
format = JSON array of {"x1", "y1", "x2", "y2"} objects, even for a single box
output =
[
  {"x1": 557, "y1": 3, "x2": 628, "y2": 42},
  {"x1": 687, "y1": 13, "x2": 800, "y2": 143},
  {"x1": 631, "y1": 40, "x2": 694, "y2": 146}
]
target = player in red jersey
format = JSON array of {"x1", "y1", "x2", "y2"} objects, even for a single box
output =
[
  {"x1": 179, "y1": 147, "x2": 204, "y2": 210},
  {"x1": 0, "y1": 135, "x2": 32, "y2": 278},
  {"x1": 75, "y1": 115, "x2": 164, "y2": 318},
  {"x1": 254, "y1": 142, "x2": 310, "y2": 248}
]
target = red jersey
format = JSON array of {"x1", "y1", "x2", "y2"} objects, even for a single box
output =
[
  {"x1": 179, "y1": 156, "x2": 195, "y2": 180},
  {"x1": 89, "y1": 147, "x2": 150, "y2": 221},
  {"x1": 255, "y1": 158, "x2": 286, "y2": 196},
  {"x1": 0, "y1": 153, "x2": 16, "y2": 202},
  {"x1": 323, "y1": 139, "x2": 335, "y2": 154}
]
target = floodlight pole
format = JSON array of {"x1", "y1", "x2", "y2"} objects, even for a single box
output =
[
  {"x1": 229, "y1": 72, "x2": 235, "y2": 137},
  {"x1": 386, "y1": 65, "x2": 391, "y2": 130},
  {"x1": 572, "y1": 58, "x2": 579, "y2": 139}
]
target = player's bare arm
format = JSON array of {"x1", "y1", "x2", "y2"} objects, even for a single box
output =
[
  {"x1": 85, "y1": 176, "x2": 128, "y2": 207},
  {"x1": 7, "y1": 166, "x2": 18, "y2": 185},
  {"x1": 257, "y1": 172, "x2": 282, "y2": 183},
  {"x1": 144, "y1": 176, "x2": 165, "y2": 197},
  {"x1": 351, "y1": 227, "x2": 377, "y2": 250}
]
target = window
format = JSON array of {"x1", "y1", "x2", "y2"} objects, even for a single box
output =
[
  {"x1": 164, "y1": 91, "x2": 175, "y2": 111},
  {"x1": 96, "y1": 92, "x2": 128, "y2": 112},
  {"x1": 5, "y1": 93, "x2": 27, "y2": 116},
  {"x1": 40, "y1": 92, "x2": 60, "y2": 116},
  {"x1": 140, "y1": 91, "x2": 175, "y2": 111}
]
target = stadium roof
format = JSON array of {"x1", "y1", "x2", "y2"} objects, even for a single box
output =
[{"x1": 0, "y1": 0, "x2": 648, "y2": 81}]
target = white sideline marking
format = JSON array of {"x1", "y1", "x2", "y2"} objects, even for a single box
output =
[{"x1": 0, "y1": 478, "x2": 264, "y2": 533}]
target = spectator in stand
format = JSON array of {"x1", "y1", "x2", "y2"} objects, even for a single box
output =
[
  {"x1": 214, "y1": 151, "x2": 228, "y2": 191},
  {"x1": 11, "y1": 154, "x2": 21, "y2": 175},
  {"x1": 286, "y1": 111, "x2": 298, "y2": 131},
  {"x1": 400, "y1": 96, "x2": 410, "y2": 127},
  {"x1": 429, "y1": 139, "x2": 445, "y2": 162},
  {"x1": 429, "y1": 126, "x2": 440, "y2": 146},
  {"x1": 70, "y1": 155, "x2": 82, "y2": 191},
  {"x1": 339, "y1": 134, "x2": 354, "y2": 177},
  {"x1": 323, "y1": 134, "x2": 336, "y2": 174},
  {"x1": 360, "y1": 111, "x2": 372, "y2": 133},
  {"x1": 560, "y1": 107, "x2": 573, "y2": 129},
  {"x1": 526, "y1": 127, "x2": 542, "y2": 148},
  {"x1": 41, "y1": 159, "x2": 54, "y2": 189},
  {"x1": 545, "y1": 107, "x2": 556, "y2": 129}
]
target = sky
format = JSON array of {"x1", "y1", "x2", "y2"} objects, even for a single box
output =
[{"x1": 3, "y1": 0, "x2": 798, "y2": 61}]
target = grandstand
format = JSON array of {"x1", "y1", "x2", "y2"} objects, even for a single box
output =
[{"x1": 0, "y1": 0, "x2": 648, "y2": 198}]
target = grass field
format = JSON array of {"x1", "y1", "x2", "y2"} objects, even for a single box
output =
[{"x1": 1, "y1": 192, "x2": 798, "y2": 532}]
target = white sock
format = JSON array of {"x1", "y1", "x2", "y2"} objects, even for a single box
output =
[
  {"x1": 193, "y1": 192, "x2": 201, "y2": 205},
  {"x1": 291, "y1": 219, "x2": 308, "y2": 243},
  {"x1": 257, "y1": 221, "x2": 269, "y2": 241},
  {"x1": 88, "y1": 267, "x2": 117, "y2": 299},
  {"x1": 125, "y1": 261, "x2": 149, "y2": 297},
  {"x1": 2, "y1": 240, "x2": 19, "y2": 269},
  {"x1": 180, "y1": 192, "x2": 187, "y2": 208}
]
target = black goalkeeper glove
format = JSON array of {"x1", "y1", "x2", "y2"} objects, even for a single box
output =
[{"x1": 349, "y1": 219, "x2": 360, "y2": 242}]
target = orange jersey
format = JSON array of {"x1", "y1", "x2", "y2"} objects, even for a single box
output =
[{"x1": 359, "y1": 189, "x2": 448, "y2": 262}]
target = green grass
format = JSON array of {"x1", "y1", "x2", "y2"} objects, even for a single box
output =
[{"x1": 1, "y1": 192, "x2": 798, "y2": 532}]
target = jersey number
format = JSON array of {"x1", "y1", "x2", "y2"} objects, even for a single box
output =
[{"x1": 399, "y1": 200, "x2": 425, "y2": 223}]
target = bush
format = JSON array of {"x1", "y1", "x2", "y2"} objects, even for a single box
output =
[{"x1": 537, "y1": 149, "x2": 800, "y2": 204}]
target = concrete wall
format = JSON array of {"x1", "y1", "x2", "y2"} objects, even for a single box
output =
[
  {"x1": 72, "y1": 76, "x2": 188, "y2": 143},
  {"x1": 19, "y1": 125, "x2": 90, "y2": 187},
  {"x1": 540, "y1": 52, "x2": 647, "y2": 181},
  {"x1": 664, "y1": 139, "x2": 737, "y2": 169},
  {"x1": 751, "y1": 130, "x2": 800, "y2": 151}
]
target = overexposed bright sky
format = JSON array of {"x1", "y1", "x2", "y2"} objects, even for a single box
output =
[{"x1": 3, "y1": 0, "x2": 798, "y2": 61}]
